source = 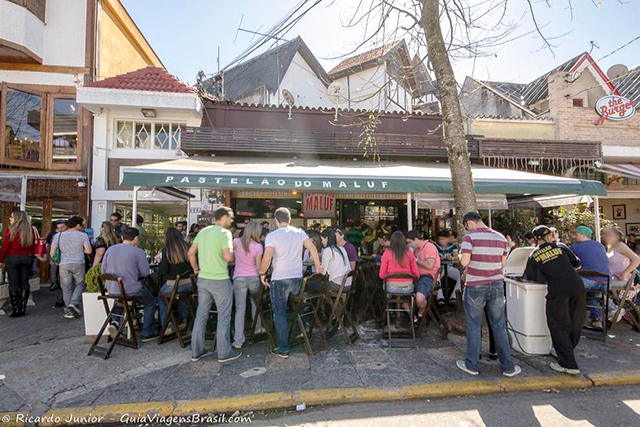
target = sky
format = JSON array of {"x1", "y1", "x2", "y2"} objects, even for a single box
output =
[{"x1": 122, "y1": 0, "x2": 640, "y2": 87}]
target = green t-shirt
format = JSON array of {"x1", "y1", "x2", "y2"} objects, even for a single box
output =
[{"x1": 193, "y1": 225, "x2": 233, "y2": 280}]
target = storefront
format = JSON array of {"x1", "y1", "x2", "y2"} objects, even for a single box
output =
[{"x1": 118, "y1": 156, "x2": 606, "y2": 235}]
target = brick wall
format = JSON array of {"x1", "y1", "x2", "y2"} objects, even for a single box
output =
[{"x1": 549, "y1": 71, "x2": 640, "y2": 148}]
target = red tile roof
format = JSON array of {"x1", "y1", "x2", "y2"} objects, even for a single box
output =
[{"x1": 86, "y1": 66, "x2": 197, "y2": 94}]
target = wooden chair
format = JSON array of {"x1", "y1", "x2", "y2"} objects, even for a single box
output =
[
  {"x1": 358, "y1": 261, "x2": 384, "y2": 326},
  {"x1": 248, "y1": 279, "x2": 277, "y2": 347},
  {"x1": 609, "y1": 271, "x2": 639, "y2": 332},
  {"x1": 416, "y1": 275, "x2": 450, "y2": 339},
  {"x1": 158, "y1": 274, "x2": 196, "y2": 348},
  {"x1": 287, "y1": 273, "x2": 329, "y2": 355},
  {"x1": 88, "y1": 274, "x2": 140, "y2": 360},
  {"x1": 580, "y1": 270, "x2": 610, "y2": 342},
  {"x1": 383, "y1": 273, "x2": 417, "y2": 348},
  {"x1": 322, "y1": 271, "x2": 359, "y2": 344}
]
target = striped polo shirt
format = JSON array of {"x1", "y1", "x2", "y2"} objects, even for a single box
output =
[{"x1": 460, "y1": 227, "x2": 508, "y2": 286}]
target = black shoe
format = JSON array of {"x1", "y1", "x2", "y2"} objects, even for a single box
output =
[
  {"x1": 52, "y1": 301, "x2": 65, "y2": 309},
  {"x1": 141, "y1": 333, "x2": 159, "y2": 342},
  {"x1": 19, "y1": 288, "x2": 30, "y2": 315},
  {"x1": 489, "y1": 352, "x2": 498, "y2": 361},
  {"x1": 191, "y1": 350, "x2": 211, "y2": 362},
  {"x1": 270, "y1": 347, "x2": 290, "y2": 359},
  {"x1": 218, "y1": 350, "x2": 243, "y2": 363},
  {"x1": 9, "y1": 291, "x2": 22, "y2": 318}
]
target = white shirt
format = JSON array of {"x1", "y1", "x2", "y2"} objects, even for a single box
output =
[
  {"x1": 322, "y1": 246, "x2": 352, "y2": 287},
  {"x1": 265, "y1": 226, "x2": 308, "y2": 281}
]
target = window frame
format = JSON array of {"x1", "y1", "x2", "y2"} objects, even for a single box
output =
[
  {"x1": 47, "y1": 94, "x2": 81, "y2": 170},
  {"x1": 114, "y1": 119, "x2": 186, "y2": 151}
]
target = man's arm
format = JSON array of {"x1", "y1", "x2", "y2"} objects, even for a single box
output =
[
  {"x1": 416, "y1": 258, "x2": 435, "y2": 270},
  {"x1": 459, "y1": 235, "x2": 473, "y2": 267},
  {"x1": 259, "y1": 246, "x2": 275, "y2": 286},
  {"x1": 222, "y1": 248, "x2": 234, "y2": 263},
  {"x1": 459, "y1": 253, "x2": 471, "y2": 267},
  {"x1": 303, "y1": 238, "x2": 324, "y2": 274},
  {"x1": 188, "y1": 243, "x2": 199, "y2": 274},
  {"x1": 83, "y1": 234, "x2": 92, "y2": 255},
  {"x1": 138, "y1": 250, "x2": 150, "y2": 277}
]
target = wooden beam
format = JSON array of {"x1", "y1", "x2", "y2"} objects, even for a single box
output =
[
  {"x1": 42, "y1": 198, "x2": 53, "y2": 236},
  {"x1": 0, "y1": 63, "x2": 89, "y2": 74},
  {"x1": 0, "y1": 38, "x2": 43, "y2": 64}
]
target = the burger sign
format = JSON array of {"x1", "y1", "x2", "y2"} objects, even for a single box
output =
[{"x1": 595, "y1": 95, "x2": 635, "y2": 123}]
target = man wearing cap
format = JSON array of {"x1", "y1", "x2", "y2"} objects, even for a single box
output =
[
  {"x1": 570, "y1": 225, "x2": 611, "y2": 329},
  {"x1": 524, "y1": 226, "x2": 586, "y2": 375}
]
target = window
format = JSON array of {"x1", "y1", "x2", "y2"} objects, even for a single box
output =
[
  {"x1": 52, "y1": 99, "x2": 78, "y2": 163},
  {"x1": 4, "y1": 88, "x2": 42, "y2": 163},
  {"x1": 572, "y1": 98, "x2": 584, "y2": 107},
  {"x1": 116, "y1": 121, "x2": 185, "y2": 150}
]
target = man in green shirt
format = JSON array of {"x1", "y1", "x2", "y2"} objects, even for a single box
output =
[{"x1": 188, "y1": 206, "x2": 241, "y2": 363}]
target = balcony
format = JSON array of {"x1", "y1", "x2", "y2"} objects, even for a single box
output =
[{"x1": 0, "y1": 0, "x2": 46, "y2": 64}]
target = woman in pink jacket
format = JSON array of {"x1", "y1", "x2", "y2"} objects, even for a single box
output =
[{"x1": 379, "y1": 231, "x2": 419, "y2": 294}]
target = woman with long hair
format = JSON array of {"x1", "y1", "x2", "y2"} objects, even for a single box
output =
[
  {"x1": 0, "y1": 211, "x2": 36, "y2": 317},
  {"x1": 157, "y1": 227, "x2": 194, "y2": 330},
  {"x1": 603, "y1": 227, "x2": 640, "y2": 283},
  {"x1": 232, "y1": 220, "x2": 264, "y2": 348},
  {"x1": 93, "y1": 221, "x2": 117, "y2": 266},
  {"x1": 303, "y1": 230, "x2": 322, "y2": 274},
  {"x1": 319, "y1": 228, "x2": 351, "y2": 292},
  {"x1": 185, "y1": 223, "x2": 200, "y2": 245},
  {"x1": 379, "y1": 231, "x2": 419, "y2": 294}
]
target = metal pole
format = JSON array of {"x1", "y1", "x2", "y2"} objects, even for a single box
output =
[
  {"x1": 20, "y1": 175, "x2": 27, "y2": 211},
  {"x1": 132, "y1": 186, "x2": 140, "y2": 228},
  {"x1": 407, "y1": 192, "x2": 413, "y2": 230},
  {"x1": 488, "y1": 208, "x2": 492, "y2": 228},
  {"x1": 594, "y1": 196, "x2": 601, "y2": 241}
]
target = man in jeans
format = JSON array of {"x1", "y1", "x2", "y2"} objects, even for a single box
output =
[
  {"x1": 46, "y1": 220, "x2": 68, "y2": 308},
  {"x1": 50, "y1": 216, "x2": 92, "y2": 319},
  {"x1": 259, "y1": 208, "x2": 323, "y2": 358},
  {"x1": 457, "y1": 212, "x2": 521, "y2": 377},
  {"x1": 571, "y1": 225, "x2": 611, "y2": 329},
  {"x1": 188, "y1": 207, "x2": 240, "y2": 363},
  {"x1": 101, "y1": 227, "x2": 156, "y2": 341}
]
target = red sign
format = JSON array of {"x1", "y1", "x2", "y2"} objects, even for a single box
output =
[
  {"x1": 596, "y1": 95, "x2": 635, "y2": 124},
  {"x1": 303, "y1": 193, "x2": 335, "y2": 218}
]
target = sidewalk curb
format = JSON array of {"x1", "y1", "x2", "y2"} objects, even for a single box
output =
[{"x1": 1, "y1": 371, "x2": 639, "y2": 426}]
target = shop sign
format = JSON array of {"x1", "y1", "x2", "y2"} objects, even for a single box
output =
[
  {"x1": 189, "y1": 207, "x2": 202, "y2": 214},
  {"x1": 304, "y1": 193, "x2": 335, "y2": 218},
  {"x1": 596, "y1": 95, "x2": 635, "y2": 123},
  {"x1": 234, "y1": 190, "x2": 295, "y2": 199}
]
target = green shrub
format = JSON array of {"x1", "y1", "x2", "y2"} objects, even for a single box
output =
[{"x1": 85, "y1": 264, "x2": 102, "y2": 293}]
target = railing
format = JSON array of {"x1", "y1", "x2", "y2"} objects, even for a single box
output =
[
  {"x1": 8, "y1": 0, "x2": 46, "y2": 22},
  {"x1": 478, "y1": 138, "x2": 602, "y2": 160},
  {"x1": 182, "y1": 127, "x2": 473, "y2": 159}
]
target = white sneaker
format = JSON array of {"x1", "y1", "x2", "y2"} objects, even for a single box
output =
[
  {"x1": 107, "y1": 324, "x2": 118, "y2": 340},
  {"x1": 550, "y1": 347, "x2": 558, "y2": 358},
  {"x1": 550, "y1": 362, "x2": 580, "y2": 375},
  {"x1": 503, "y1": 365, "x2": 522, "y2": 377},
  {"x1": 456, "y1": 360, "x2": 479, "y2": 376}
]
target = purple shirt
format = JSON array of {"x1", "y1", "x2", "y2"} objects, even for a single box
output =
[
  {"x1": 343, "y1": 241, "x2": 358, "y2": 264},
  {"x1": 232, "y1": 238, "x2": 263, "y2": 279}
]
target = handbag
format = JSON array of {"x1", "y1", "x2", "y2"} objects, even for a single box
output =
[{"x1": 32, "y1": 226, "x2": 47, "y2": 256}]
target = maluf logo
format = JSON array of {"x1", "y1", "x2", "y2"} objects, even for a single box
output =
[{"x1": 595, "y1": 95, "x2": 635, "y2": 124}]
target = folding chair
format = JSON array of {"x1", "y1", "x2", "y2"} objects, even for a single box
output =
[
  {"x1": 580, "y1": 270, "x2": 610, "y2": 342},
  {"x1": 248, "y1": 280, "x2": 277, "y2": 347},
  {"x1": 288, "y1": 273, "x2": 329, "y2": 355},
  {"x1": 158, "y1": 274, "x2": 196, "y2": 347},
  {"x1": 323, "y1": 271, "x2": 359, "y2": 344},
  {"x1": 88, "y1": 274, "x2": 140, "y2": 360},
  {"x1": 383, "y1": 273, "x2": 416, "y2": 348},
  {"x1": 609, "y1": 271, "x2": 639, "y2": 332}
]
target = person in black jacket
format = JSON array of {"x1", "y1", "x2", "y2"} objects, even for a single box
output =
[
  {"x1": 524, "y1": 225, "x2": 586, "y2": 375},
  {"x1": 157, "y1": 228, "x2": 194, "y2": 329}
]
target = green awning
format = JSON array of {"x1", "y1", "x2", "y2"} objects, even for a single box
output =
[{"x1": 120, "y1": 157, "x2": 607, "y2": 196}]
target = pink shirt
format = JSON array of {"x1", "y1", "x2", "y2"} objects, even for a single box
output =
[
  {"x1": 415, "y1": 241, "x2": 440, "y2": 279},
  {"x1": 379, "y1": 249, "x2": 419, "y2": 282},
  {"x1": 232, "y1": 238, "x2": 263, "y2": 279}
]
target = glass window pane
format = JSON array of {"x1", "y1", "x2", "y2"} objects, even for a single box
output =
[
  {"x1": 154, "y1": 123, "x2": 170, "y2": 149},
  {"x1": 135, "y1": 123, "x2": 151, "y2": 149},
  {"x1": 171, "y1": 123, "x2": 183, "y2": 149},
  {"x1": 116, "y1": 121, "x2": 133, "y2": 148},
  {"x1": 52, "y1": 99, "x2": 78, "y2": 163},
  {"x1": 5, "y1": 89, "x2": 42, "y2": 162}
]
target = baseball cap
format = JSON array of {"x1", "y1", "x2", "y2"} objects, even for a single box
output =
[
  {"x1": 575, "y1": 225, "x2": 593, "y2": 237},
  {"x1": 532, "y1": 225, "x2": 551, "y2": 239}
]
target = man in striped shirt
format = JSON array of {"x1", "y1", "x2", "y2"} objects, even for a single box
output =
[{"x1": 456, "y1": 212, "x2": 521, "y2": 377}]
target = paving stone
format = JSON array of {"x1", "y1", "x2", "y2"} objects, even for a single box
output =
[
  {"x1": 387, "y1": 348, "x2": 432, "y2": 365},
  {"x1": 208, "y1": 375, "x2": 262, "y2": 398},
  {"x1": 355, "y1": 364, "x2": 421, "y2": 387},
  {"x1": 218, "y1": 353, "x2": 266, "y2": 376},
  {"x1": 0, "y1": 384, "x2": 27, "y2": 412},
  {"x1": 261, "y1": 369, "x2": 313, "y2": 393},
  {"x1": 150, "y1": 376, "x2": 216, "y2": 402},
  {"x1": 174, "y1": 360, "x2": 221, "y2": 377},
  {"x1": 308, "y1": 348, "x2": 352, "y2": 370},
  {"x1": 348, "y1": 349, "x2": 392, "y2": 366},
  {"x1": 266, "y1": 352, "x2": 309, "y2": 372},
  {"x1": 312, "y1": 366, "x2": 365, "y2": 389}
]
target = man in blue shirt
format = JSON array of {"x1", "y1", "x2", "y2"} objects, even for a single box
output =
[{"x1": 570, "y1": 225, "x2": 611, "y2": 329}]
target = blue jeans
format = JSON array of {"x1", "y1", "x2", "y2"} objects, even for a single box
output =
[
  {"x1": 463, "y1": 282, "x2": 515, "y2": 373},
  {"x1": 581, "y1": 276, "x2": 607, "y2": 320},
  {"x1": 233, "y1": 276, "x2": 262, "y2": 347},
  {"x1": 270, "y1": 278, "x2": 302, "y2": 353},
  {"x1": 157, "y1": 282, "x2": 193, "y2": 327},
  {"x1": 192, "y1": 277, "x2": 233, "y2": 359},
  {"x1": 112, "y1": 285, "x2": 157, "y2": 338},
  {"x1": 416, "y1": 275, "x2": 433, "y2": 298}
]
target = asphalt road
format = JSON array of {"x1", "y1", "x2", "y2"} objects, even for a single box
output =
[{"x1": 239, "y1": 386, "x2": 640, "y2": 427}]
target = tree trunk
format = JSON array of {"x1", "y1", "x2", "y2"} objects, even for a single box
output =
[{"x1": 420, "y1": 0, "x2": 477, "y2": 231}]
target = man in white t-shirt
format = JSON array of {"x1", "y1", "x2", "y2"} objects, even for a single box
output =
[{"x1": 260, "y1": 207, "x2": 322, "y2": 358}]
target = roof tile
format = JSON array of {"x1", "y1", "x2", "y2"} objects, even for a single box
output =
[{"x1": 86, "y1": 66, "x2": 197, "y2": 94}]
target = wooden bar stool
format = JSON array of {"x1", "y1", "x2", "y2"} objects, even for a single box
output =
[
  {"x1": 288, "y1": 273, "x2": 329, "y2": 355},
  {"x1": 88, "y1": 274, "x2": 140, "y2": 360},
  {"x1": 609, "y1": 271, "x2": 638, "y2": 332},
  {"x1": 383, "y1": 273, "x2": 416, "y2": 348},
  {"x1": 580, "y1": 270, "x2": 610, "y2": 342},
  {"x1": 248, "y1": 280, "x2": 277, "y2": 347},
  {"x1": 322, "y1": 270, "x2": 359, "y2": 344},
  {"x1": 158, "y1": 273, "x2": 196, "y2": 348}
]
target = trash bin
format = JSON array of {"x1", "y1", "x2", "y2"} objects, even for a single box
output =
[{"x1": 504, "y1": 247, "x2": 552, "y2": 355}]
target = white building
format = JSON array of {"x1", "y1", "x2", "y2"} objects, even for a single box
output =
[{"x1": 77, "y1": 67, "x2": 202, "y2": 228}]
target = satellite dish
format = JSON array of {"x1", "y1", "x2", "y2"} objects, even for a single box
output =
[
  {"x1": 282, "y1": 88, "x2": 295, "y2": 106},
  {"x1": 607, "y1": 64, "x2": 629, "y2": 80}
]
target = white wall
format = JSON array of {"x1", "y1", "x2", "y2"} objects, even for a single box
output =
[
  {"x1": 0, "y1": 0, "x2": 45, "y2": 60},
  {"x1": 276, "y1": 52, "x2": 332, "y2": 108},
  {"x1": 42, "y1": 0, "x2": 87, "y2": 67}
]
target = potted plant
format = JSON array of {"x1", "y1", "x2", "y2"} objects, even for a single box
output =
[{"x1": 82, "y1": 264, "x2": 111, "y2": 341}]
